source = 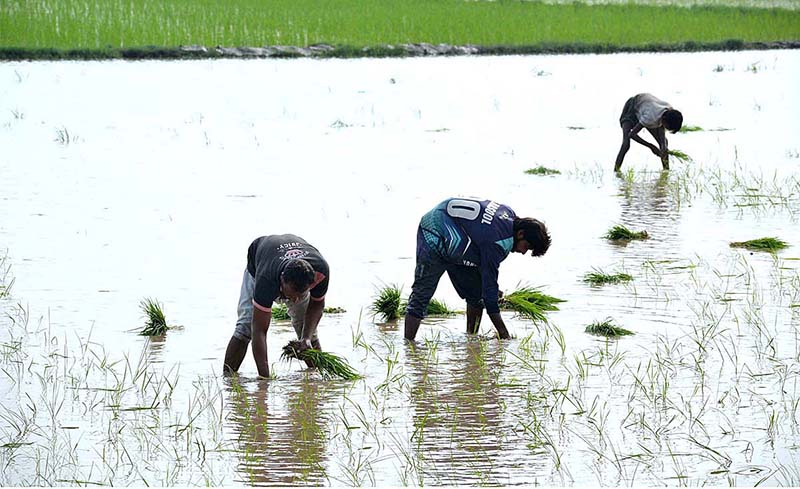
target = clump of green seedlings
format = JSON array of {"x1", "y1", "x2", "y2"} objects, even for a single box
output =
[
  {"x1": 281, "y1": 340, "x2": 361, "y2": 380},
  {"x1": 603, "y1": 225, "x2": 649, "y2": 241},
  {"x1": 584, "y1": 318, "x2": 634, "y2": 337},
  {"x1": 525, "y1": 166, "x2": 561, "y2": 176},
  {"x1": 730, "y1": 237, "x2": 789, "y2": 252},
  {"x1": 678, "y1": 125, "x2": 704, "y2": 133},
  {"x1": 500, "y1": 286, "x2": 565, "y2": 323},
  {"x1": 371, "y1": 283, "x2": 404, "y2": 321},
  {"x1": 139, "y1": 297, "x2": 170, "y2": 336},
  {"x1": 583, "y1": 268, "x2": 633, "y2": 285},
  {"x1": 271, "y1": 304, "x2": 291, "y2": 320},
  {"x1": 324, "y1": 306, "x2": 346, "y2": 314},
  {"x1": 668, "y1": 149, "x2": 692, "y2": 162},
  {"x1": 371, "y1": 284, "x2": 458, "y2": 320}
]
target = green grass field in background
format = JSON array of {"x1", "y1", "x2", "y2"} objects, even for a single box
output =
[{"x1": 2, "y1": 0, "x2": 799, "y2": 51}]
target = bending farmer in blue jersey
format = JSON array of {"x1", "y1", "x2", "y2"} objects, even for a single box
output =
[{"x1": 404, "y1": 198, "x2": 551, "y2": 341}]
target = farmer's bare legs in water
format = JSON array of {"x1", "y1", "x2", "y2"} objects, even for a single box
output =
[
  {"x1": 466, "y1": 303, "x2": 482, "y2": 334},
  {"x1": 615, "y1": 121, "x2": 662, "y2": 172}
]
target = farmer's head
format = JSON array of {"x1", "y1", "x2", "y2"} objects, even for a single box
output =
[
  {"x1": 280, "y1": 259, "x2": 315, "y2": 302},
  {"x1": 512, "y1": 218, "x2": 551, "y2": 257},
  {"x1": 662, "y1": 109, "x2": 683, "y2": 134}
]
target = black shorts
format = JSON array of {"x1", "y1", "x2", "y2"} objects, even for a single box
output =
[{"x1": 619, "y1": 95, "x2": 639, "y2": 127}]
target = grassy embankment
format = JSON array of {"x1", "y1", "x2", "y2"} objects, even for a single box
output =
[{"x1": 1, "y1": 0, "x2": 799, "y2": 59}]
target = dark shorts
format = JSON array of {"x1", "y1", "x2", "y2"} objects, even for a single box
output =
[
  {"x1": 619, "y1": 95, "x2": 639, "y2": 127},
  {"x1": 406, "y1": 227, "x2": 483, "y2": 319}
]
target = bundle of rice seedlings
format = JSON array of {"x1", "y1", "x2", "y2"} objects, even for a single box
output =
[
  {"x1": 324, "y1": 306, "x2": 347, "y2": 314},
  {"x1": 371, "y1": 284, "x2": 403, "y2": 321},
  {"x1": 583, "y1": 268, "x2": 633, "y2": 285},
  {"x1": 399, "y1": 297, "x2": 458, "y2": 316},
  {"x1": 525, "y1": 166, "x2": 561, "y2": 176},
  {"x1": 281, "y1": 340, "x2": 361, "y2": 380},
  {"x1": 139, "y1": 297, "x2": 170, "y2": 336},
  {"x1": 585, "y1": 318, "x2": 634, "y2": 337},
  {"x1": 730, "y1": 237, "x2": 789, "y2": 252},
  {"x1": 603, "y1": 225, "x2": 649, "y2": 241},
  {"x1": 668, "y1": 149, "x2": 692, "y2": 162},
  {"x1": 678, "y1": 125, "x2": 704, "y2": 133},
  {"x1": 499, "y1": 286, "x2": 565, "y2": 323},
  {"x1": 271, "y1": 304, "x2": 291, "y2": 320}
]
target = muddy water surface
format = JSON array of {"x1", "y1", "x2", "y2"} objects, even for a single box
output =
[{"x1": 1, "y1": 50, "x2": 799, "y2": 485}]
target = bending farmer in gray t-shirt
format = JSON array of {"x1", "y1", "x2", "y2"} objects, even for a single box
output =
[{"x1": 614, "y1": 93, "x2": 683, "y2": 172}]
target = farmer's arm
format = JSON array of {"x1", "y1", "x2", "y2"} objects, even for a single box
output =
[
  {"x1": 480, "y1": 248, "x2": 511, "y2": 340},
  {"x1": 251, "y1": 306, "x2": 272, "y2": 378},
  {"x1": 629, "y1": 123, "x2": 660, "y2": 154},
  {"x1": 301, "y1": 296, "x2": 325, "y2": 344}
]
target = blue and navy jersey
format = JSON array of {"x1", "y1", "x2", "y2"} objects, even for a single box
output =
[{"x1": 419, "y1": 198, "x2": 516, "y2": 314}]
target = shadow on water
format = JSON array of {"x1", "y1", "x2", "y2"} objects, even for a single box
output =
[{"x1": 225, "y1": 376, "x2": 334, "y2": 486}]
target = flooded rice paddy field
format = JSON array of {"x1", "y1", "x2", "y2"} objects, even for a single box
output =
[{"x1": 1, "y1": 50, "x2": 799, "y2": 486}]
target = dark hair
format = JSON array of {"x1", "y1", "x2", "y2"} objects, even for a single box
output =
[
  {"x1": 663, "y1": 109, "x2": 683, "y2": 133},
  {"x1": 282, "y1": 259, "x2": 315, "y2": 291},
  {"x1": 513, "y1": 218, "x2": 551, "y2": 257}
]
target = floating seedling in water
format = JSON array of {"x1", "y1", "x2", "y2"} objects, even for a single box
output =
[
  {"x1": 583, "y1": 268, "x2": 633, "y2": 285},
  {"x1": 603, "y1": 225, "x2": 649, "y2": 241},
  {"x1": 585, "y1": 318, "x2": 634, "y2": 337},
  {"x1": 399, "y1": 297, "x2": 459, "y2": 316},
  {"x1": 668, "y1": 149, "x2": 692, "y2": 162},
  {"x1": 272, "y1": 304, "x2": 291, "y2": 320},
  {"x1": 281, "y1": 340, "x2": 361, "y2": 380},
  {"x1": 730, "y1": 237, "x2": 789, "y2": 253},
  {"x1": 525, "y1": 166, "x2": 561, "y2": 176},
  {"x1": 371, "y1": 283, "x2": 403, "y2": 321},
  {"x1": 679, "y1": 125, "x2": 704, "y2": 133},
  {"x1": 500, "y1": 286, "x2": 565, "y2": 323},
  {"x1": 324, "y1": 306, "x2": 347, "y2": 314},
  {"x1": 139, "y1": 297, "x2": 170, "y2": 336}
]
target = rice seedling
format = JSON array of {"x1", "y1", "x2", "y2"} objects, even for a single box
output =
[
  {"x1": 668, "y1": 149, "x2": 692, "y2": 162},
  {"x1": 399, "y1": 297, "x2": 458, "y2": 316},
  {"x1": 324, "y1": 306, "x2": 347, "y2": 314},
  {"x1": 271, "y1": 304, "x2": 290, "y2": 320},
  {"x1": 678, "y1": 125, "x2": 704, "y2": 132},
  {"x1": 602, "y1": 225, "x2": 649, "y2": 241},
  {"x1": 585, "y1": 318, "x2": 634, "y2": 337},
  {"x1": 583, "y1": 268, "x2": 633, "y2": 285},
  {"x1": 370, "y1": 284, "x2": 403, "y2": 321},
  {"x1": 281, "y1": 340, "x2": 361, "y2": 380},
  {"x1": 730, "y1": 237, "x2": 789, "y2": 252},
  {"x1": 138, "y1": 297, "x2": 170, "y2": 336},
  {"x1": 525, "y1": 166, "x2": 561, "y2": 176},
  {"x1": 499, "y1": 286, "x2": 565, "y2": 323}
]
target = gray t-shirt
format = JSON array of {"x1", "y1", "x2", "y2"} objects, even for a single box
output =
[{"x1": 620, "y1": 93, "x2": 673, "y2": 129}]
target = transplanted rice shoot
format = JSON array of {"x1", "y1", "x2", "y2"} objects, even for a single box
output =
[
  {"x1": 585, "y1": 318, "x2": 634, "y2": 337},
  {"x1": 603, "y1": 225, "x2": 649, "y2": 241},
  {"x1": 730, "y1": 237, "x2": 789, "y2": 252},
  {"x1": 324, "y1": 306, "x2": 346, "y2": 314},
  {"x1": 500, "y1": 286, "x2": 565, "y2": 323},
  {"x1": 139, "y1": 297, "x2": 169, "y2": 336},
  {"x1": 583, "y1": 268, "x2": 633, "y2": 285},
  {"x1": 525, "y1": 166, "x2": 561, "y2": 176},
  {"x1": 281, "y1": 340, "x2": 361, "y2": 380},
  {"x1": 371, "y1": 284, "x2": 403, "y2": 321},
  {"x1": 678, "y1": 125, "x2": 704, "y2": 133},
  {"x1": 668, "y1": 149, "x2": 692, "y2": 162}
]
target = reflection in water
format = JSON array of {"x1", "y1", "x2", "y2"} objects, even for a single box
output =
[
  {"x1": 404, "y1": 338, "x2": 511, "y2": 485},
  {"x1": 226, "y1": 377, "x2": 332, "y2": 486},
  {"x1": 616, "y1": 170, "x2": 676, "y2": 224}
]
